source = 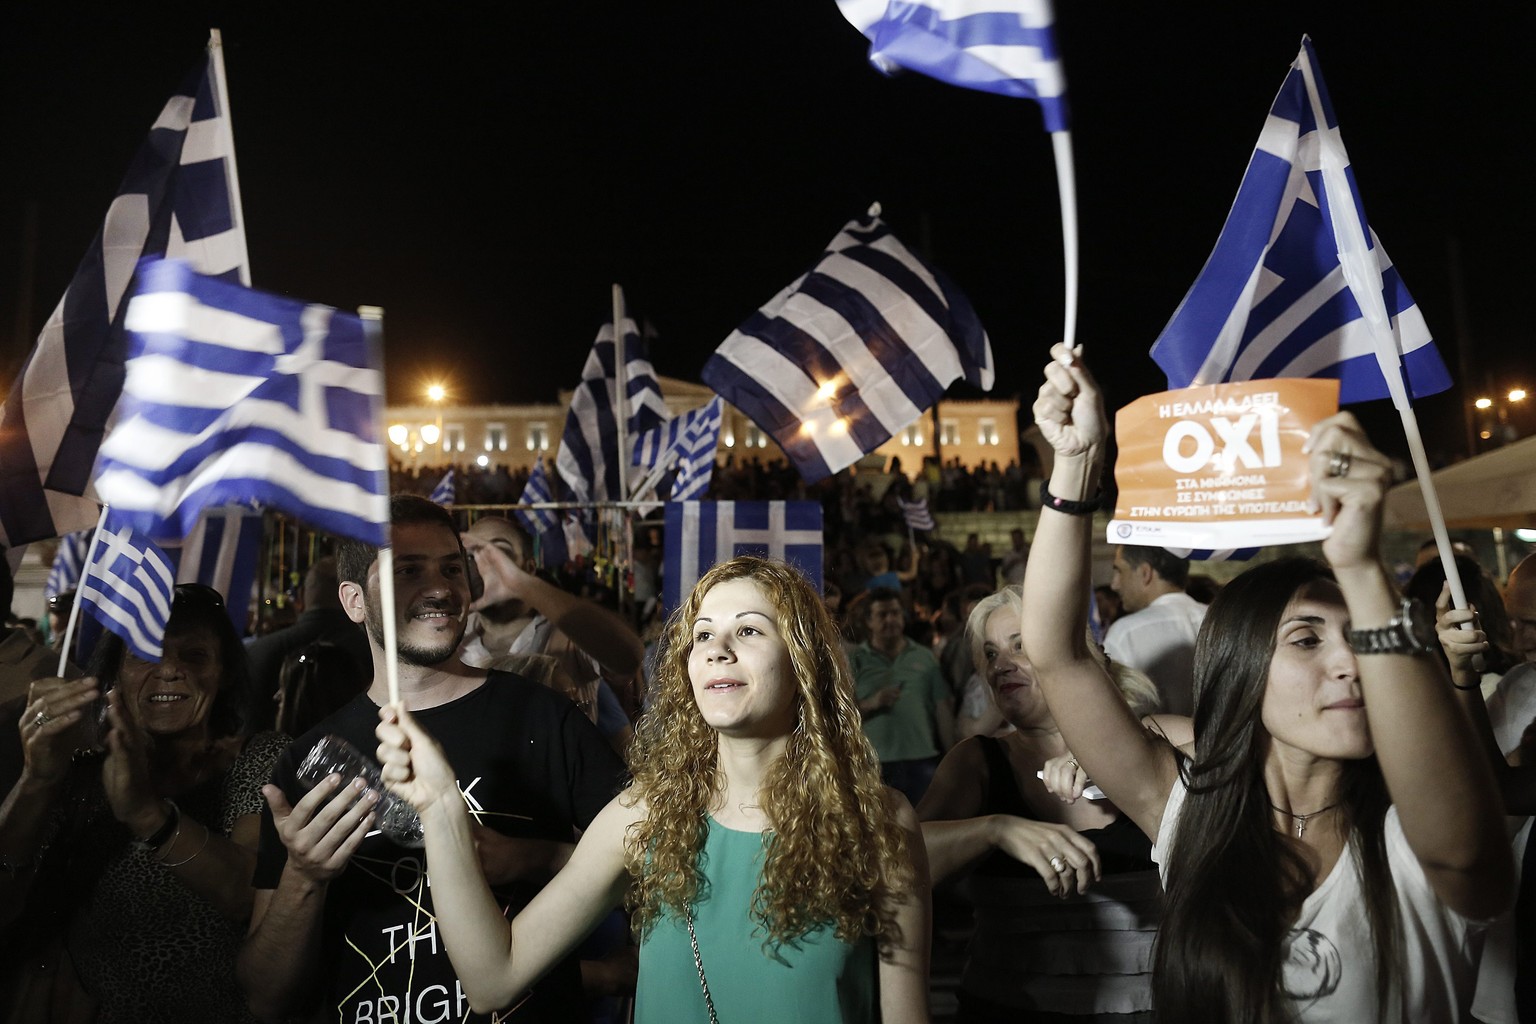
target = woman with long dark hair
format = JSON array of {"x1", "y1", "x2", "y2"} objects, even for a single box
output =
[{"x1": 1020, "y1": 344, "x2": 1513, "y2": 1022}]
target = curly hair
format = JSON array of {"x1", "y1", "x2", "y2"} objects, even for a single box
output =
[{"x1": 624, "y1": 556, "x2": 913, "y2": 953}]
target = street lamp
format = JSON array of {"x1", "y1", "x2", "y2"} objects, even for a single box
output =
[
  {"x1": 425, "y1": 382, "x2": 447, "y2": 461},
  {"x1": 1472, "y1": 387, "x2": 1530, "y2": 451}
]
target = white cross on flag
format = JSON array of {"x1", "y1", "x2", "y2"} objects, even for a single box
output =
[{"x1": 663, "y1": 501, "x2": 823, "y2": 611}]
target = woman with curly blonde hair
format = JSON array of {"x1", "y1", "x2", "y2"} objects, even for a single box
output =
[{"x1": 375, "y1": 555, "x2": 932, "y2": 1023}]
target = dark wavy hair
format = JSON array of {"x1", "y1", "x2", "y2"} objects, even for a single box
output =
[
  {"x1": 1153, "y1": 557, "x2": 1399, "y2": 1022},
  {"x1": 88, "y1": 584, "x2": 251, "y2": 738}
]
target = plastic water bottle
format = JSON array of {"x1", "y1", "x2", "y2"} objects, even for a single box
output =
[{"x1": 296, "y1": 735, "x2": 425, "y2": 847}]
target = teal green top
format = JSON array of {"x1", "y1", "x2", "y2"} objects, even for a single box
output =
[{"x1": 635, "y1": 818, "x2": 876, "y2": 1023}]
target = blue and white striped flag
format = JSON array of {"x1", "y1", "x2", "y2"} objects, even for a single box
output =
[
  {"x1": 632, "y1": 397, "x2": 724, "y2": 501},
  {"x1": 173, "y1": 506, "x2": 263, "y2": 635},
  {"x1": 898, "y1": 497, "x2": 935, "y2": 532},
  {"x1": 838, "y1": 0, "x2": 1068, "y2": 131},
  {"x1": 0, "y1": 36, "x2": 248, "y2": 547},
  {"x1": 429, "y1": 469, "x2": 456, "y2": 506},
  {"x1": 1150, "y1": 37, "x2": 1451, "y2": 405},
  {"x1": 702, "y1": 209, "x2": 992, "y2": 484},
  {"x1": 555, "y1": 315, "x2": 668, "y2": 503},
  {"x1": 78, "y1": 521, "x2": 177, "y2": 662},
  {"x1": 663, "y1": 501, "x2": 824, "y2": 611},
  {"x1": 92, "y1": 258, "x2": 389, "y2": 546},
  {"x1": 45, "y1": 529, "x2": 95, "y2": 600},
  {"x1": 515, "y1": 459, "x2": 561, "y2": 537}
]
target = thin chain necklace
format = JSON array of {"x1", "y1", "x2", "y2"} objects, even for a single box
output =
[{"x1": 1270, "y1": 801, "x2": 1338, "y2": 839}]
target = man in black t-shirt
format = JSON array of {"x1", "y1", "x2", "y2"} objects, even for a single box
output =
[{"x1": 238, "y1": 496, "x2": 625, "y2": 1023}]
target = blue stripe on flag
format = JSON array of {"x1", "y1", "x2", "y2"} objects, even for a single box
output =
[
  {"x1": 79, "y1": 520, "x2": 177, "y2": 661},
  {"x1": 663, "y1": 501, "x2": 823, "y2": 611}
]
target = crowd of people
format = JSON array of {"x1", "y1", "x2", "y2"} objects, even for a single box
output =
[{"x1": 0, "y1": 348, "x2": 1532, "y2": 1022}]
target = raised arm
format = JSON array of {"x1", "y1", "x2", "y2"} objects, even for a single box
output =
[
  {"x1": 1021, "y1": 345, "x2": 1179, "y2": 841},
  {"x1": 376, "y1": 705, "x2": 631, "y2": 1014},
  {"x1": 1310, "y1": 414, "x2": 1513, "y2": 920},
  {"x1": 466, "y1": 540, "x2": 644, "y2": 681}
]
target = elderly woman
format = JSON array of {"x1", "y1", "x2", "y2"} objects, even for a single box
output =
[
  {"x1": 0, "y1": 585, "x2": 285, "y2": 1022},
  {"x1": 376, "y1": 555, "x2": 932, "y2": 1022},
  {"x1": 920, "y1": 584, "x2": 1188, "y2": 1023},
  {"x1": 1023, "y1": 344, "x2": 1513, "y2": 1021}
]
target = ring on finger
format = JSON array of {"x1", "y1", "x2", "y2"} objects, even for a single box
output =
[
  {"x1": 1049, "y1": 855, "x2": 1068, "y2": 873},
  {"x1": 1066, "y1": 758, "x2": 1080, "y2": 773},
  {"x1": 33, "y1": 710, "x2": 53, "y2": 728},
  {"x1": 1326, "y1": 450, "x2": 1352, "y2": 478}
]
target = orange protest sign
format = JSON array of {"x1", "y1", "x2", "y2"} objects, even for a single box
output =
[{"x1": 1107, "y1": 378, "x2": 1340, "y2": 551}]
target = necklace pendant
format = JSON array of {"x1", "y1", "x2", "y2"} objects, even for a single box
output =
[{"x1": 1294, "y1": 818, "x2": 1307, "y2": 839}]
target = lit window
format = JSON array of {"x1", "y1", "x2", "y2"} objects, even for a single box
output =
[
  {"x1": 527, "y1": 423, "x2": 549, "y2": 452},
  {"x1": 746, "y1": 425, "x2": 767, "y2": 449},
  {"x1": 445, "y1": 424, "x2": 465, "y2": 452},
  {"x1": 486, "y1": 424, "x2": 506, "y2": 452},
  {"x1": 979, "y1": 419, "x2": 999, "y2": 446},
  {"x1": 940, "y1": 420, "x2": 960, "y2": 446}
]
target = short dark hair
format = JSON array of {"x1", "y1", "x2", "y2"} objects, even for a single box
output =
[
  {"x1": 336, "y1": 495, "x2": 462, "y2": 586},
  {"x1": 1120, "y1": 546, "x2": 1191, "y2": 588},
  {"x1": 864, "y1": 587, "x2": 904, "y2": 619}
]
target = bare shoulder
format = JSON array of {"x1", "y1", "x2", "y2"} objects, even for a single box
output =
[{"x1": 882, "y1": 785, "x2": 920, "y2": 829}]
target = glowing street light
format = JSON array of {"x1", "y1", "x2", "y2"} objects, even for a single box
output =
[
  {"x1": 1510, "y1": 388, "x2": 1527, "y2": 402},
  {"x1": 420, "y1": 423, "x2": 441, "y2": 446},
  {"x1": 1475, "y1": 397, "x2": 1493, "y2": 409},
  {"x1": 426, "y1": 383, "x2": 446, "y2": 403},
  {"x1": 387, "y1": 423, "x2": 408, "y2": 447}
]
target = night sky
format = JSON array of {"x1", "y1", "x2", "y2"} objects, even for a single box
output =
[{"x1": 2, "y1": 2, "x2": 1531, "y2": 464}]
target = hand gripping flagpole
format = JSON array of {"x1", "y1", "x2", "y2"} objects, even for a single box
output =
[
  {"x1": 1297, "y1": 49, "x2": 1468, "y2": 615},
  {"x1": 360, "y1": 306, "x2": 402, "y2": 706}
]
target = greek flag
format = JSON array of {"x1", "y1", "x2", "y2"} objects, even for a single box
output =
[
  {"x1": 632, "y1": 397, "x2": 724, "y2": 501},
  {"x1": 663, "y1": 501, "x2": 824, "y2": 611},
  {"x1": 702, "y1": 209, "x2": 992, "y2": 484},
  {"x1": 898, "y1": 497, "x2": 935, "y2": 532},
  {"x1": 0, "y1": 36, "x2": 248, "y2": 548},
  {"x1": 1150, "y1": 37, "x2": 1451, "y2": 405},
  {"x1": 173, "y1": 505, "x2": 263, "y2": 634},
  {"x1": 92, "y1": 258, "x2": 389, "y2": 546},
  {"x1": 554, "y1": 316, "x2": 668, "y2": 502},
  {"x1": 45, "y1": 529, "x2": 95, "y2": 600},
  {"x1": 77, "y1": 521, "x2": 176, "y2": 662},
  {"x1": 838, "y1": 0, "x2": 1068, "y2": 131},
  {"x1": 515, "y1": 459, "x2": 561, "y2": 537},
  {"x1": 429, "y1": 469, "x2": 455, "y2": 506}
]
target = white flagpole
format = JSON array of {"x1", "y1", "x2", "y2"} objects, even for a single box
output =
[
  {"x1": 58, "y1": 505, "x2": 111, "y2": 678},
  {"x1": 1051, "y1": 131, "x2": 1079, "y2": 352},
  {"x1": 360, "y1": 306, "x2": 401, "y2": 706},
  {"x1": 207, "y1": 29, "x2": 252, "y2": 286},
  {"x1": 612, "y1": 284, "x2": 632, "y2": 502},
  {"x1": 1296, "y1": 49, "x2": 1468, "y2": 613}
]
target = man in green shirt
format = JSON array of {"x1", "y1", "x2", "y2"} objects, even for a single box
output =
[{"x1": 849, "y1": 588, "x2": 955, "y2": 806}]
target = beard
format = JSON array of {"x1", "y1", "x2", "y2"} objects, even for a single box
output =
[{"x1": 363, "y1": 598, "x2": 467, "y2": 667}]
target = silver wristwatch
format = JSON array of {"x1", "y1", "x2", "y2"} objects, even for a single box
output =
[{"x1": 1346, "y1": 597, "x2": 1437, "y2": 656}]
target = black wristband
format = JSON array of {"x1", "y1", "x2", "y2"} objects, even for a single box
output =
[
  {"x1": 1040, "y1": 480, "x2": 1101, "y2": 515},
  {"x1": 1451, "y1": 680, "x2": 1483, "y2": 692},
  {"x1": 134, "y1": 799, "x2": 179, "y2": 851}
]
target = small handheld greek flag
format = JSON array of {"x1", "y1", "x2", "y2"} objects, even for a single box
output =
[
  {"x1": 92, "y1": 259, "x2": 389, "y2": 546},
  {"x1": 429, "y1": 469, "x2": 455, "y2": 507},
  {"x1": 898, "y1": 497, "x2": 935, "y2": 532},
  {"x1": 632, "y1": 397, "x2": 724, "y2": 501},
  {"x1": 78, "y1": 522, "x2": 176, "y2": 662},
  {"x1": 663, "y1": 501, "x2": 824, "y2": 611},
  {"x1": 838, "y1": 0, "x2": 1068, "y2": 131}
]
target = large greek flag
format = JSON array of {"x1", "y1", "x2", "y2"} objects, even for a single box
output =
[
  {"x1": 0, "y1": 36, "x2": 248, "y2": 547},
  {"x1": 632, "y1": 396, "x2": 724, "y2": 501},
  {"x1": 663, "y1": 501, "x2": 824, "y2": 611},
  {"x1": 838, "y1": 0, "x2": 1067, "y2": 131},
  {"x1": 1150, "y1": 37, "x2": 1451, "y2": 405},
  {"x1": 77, "y1": 522, "x2": 177, "y2": 662},
  {"x1": 92, "y1": 258, "x2": 389, "y2": 546},
  {"x1": 703, "y1": 210, "x2": 992, "y2": 484},
  {"x1": 554, "y1": 316, "x2": 668, "y2": 503}
]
